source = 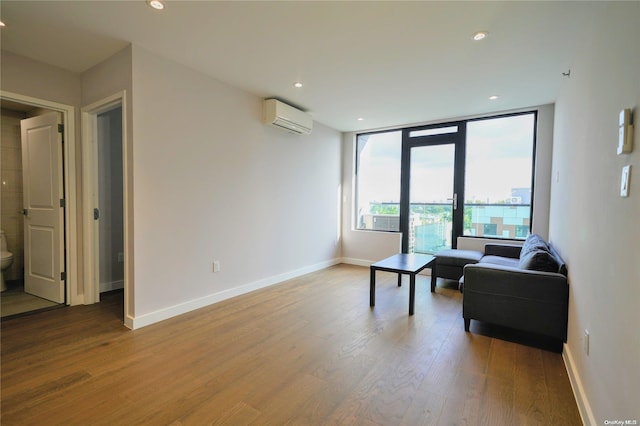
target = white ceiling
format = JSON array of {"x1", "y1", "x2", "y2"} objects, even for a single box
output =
[{"x1": 0, "y1": 1, "x2": 601, "y2": 132}]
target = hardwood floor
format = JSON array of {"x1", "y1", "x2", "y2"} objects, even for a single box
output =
[{"x1": 0, "y1": 264, "x2": 582, "y2": 425}]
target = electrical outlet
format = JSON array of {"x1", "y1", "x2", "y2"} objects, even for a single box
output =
[
  {"x1": 213, "y1": 260, "x2": 221, "y2": 273},
  {"x1": 584, "y1": 329, "x2": 590, "y2": 355}
]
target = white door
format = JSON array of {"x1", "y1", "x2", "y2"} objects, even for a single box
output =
[{"x1": 21, "y1": 113, "x2": 65, "y2": 303}]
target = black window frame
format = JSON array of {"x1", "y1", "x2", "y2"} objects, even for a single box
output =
[{"x1": 354, "y1": 110, "x2": 538, "y2": 244}]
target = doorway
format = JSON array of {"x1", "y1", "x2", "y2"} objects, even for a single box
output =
[
  {"x1": 82, "y1": 93, "x2": 128, "y2": 324},
  {"x1": 0, "y1": 92, "x2": 79, "y2": 317},
  {"x1": 96, "y1": 107, "x2": 124, "y2": 295},
  {"x1": 400, "y1": 123, "x2": 465, "y2": 253}
]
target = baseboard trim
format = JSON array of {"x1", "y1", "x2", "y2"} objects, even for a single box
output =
[
  {"x1": 341, "y1": 257, "x2": 433, "y2": 277},
  {"x1": 340, "y1": 257, "x2": 372, "y2": 267},
  {"x1": 124, "y1": 314, "x2": 134, "y2": 330},
  {"x1": 129, "y1": 258, "x2": 342, "y2": 330},
  {"x1": 563, "y1": 343, "x2": 596, "y2": 426}
]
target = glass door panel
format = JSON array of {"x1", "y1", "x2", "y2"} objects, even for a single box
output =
[{"x1": 408, "y1": 144, "x2": 455, "y2": 254}]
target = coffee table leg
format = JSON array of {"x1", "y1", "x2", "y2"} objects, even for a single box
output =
[
  {"x1": 409, "y1": 273, "x2": 415, "y2": 315},
  {"x1": 430, "y1": 261, "x2": 437, "y2": 292},
  {"x1": 370, "y1": 267, "x2": 375, "y2": 307},
  {"x1": 397, "y1": 273, "x2": 402, "y2": 287}
]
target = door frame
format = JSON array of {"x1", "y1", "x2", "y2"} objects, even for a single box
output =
[
  {"x1": 0, "y1": 90, "x2": 79, "y2": 305},
  {"x1": 399, "y1": 122, "x2": 466, "y2": 253},
  {"x1": 81, "y1": 91, "x2": 130, "y2": 325}
]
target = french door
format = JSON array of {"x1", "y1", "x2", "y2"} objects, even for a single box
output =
[{"x1": 400, "y1": 123, "x2": 465, "y2": 254}]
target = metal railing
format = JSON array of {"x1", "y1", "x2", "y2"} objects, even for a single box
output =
[{"x1": 360, "y1": 202, "x2": 531, "y2": 253}]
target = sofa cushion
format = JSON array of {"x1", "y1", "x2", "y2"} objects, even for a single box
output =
[
  {"x1": 434, "y1": 249, "x2": 484, "y2": 267},
  {"x1": 520, "y1": 234, "x2": 550, "y2": 258},
  {"x1": 518, "y1": 249, "x2": 560, "y2": 273},
  {"x1": 480, "y1": 255, "x2": 520, "y2": 268}
]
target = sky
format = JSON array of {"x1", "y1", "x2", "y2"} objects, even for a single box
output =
[{"x1": 357, "y1": 113, "x2": 535, "y2": 208}]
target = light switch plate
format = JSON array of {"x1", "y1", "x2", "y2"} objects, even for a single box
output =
[
  {"x1": 620, "y1": 165, "x2": 631, "y2": 197},
  {"x1": 618, "y1": 109, "x2": 634, "y2": 154}
]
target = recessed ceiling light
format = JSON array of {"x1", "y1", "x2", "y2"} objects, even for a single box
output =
[
  {"x1": 489, "y1": 95, "x2": 499, "y2": 100},
  {"x1": 293, "y1": 82, "x2": 303, "y2": 88},
  {"x1": 147, "y1": 0, "x2": 165, "y2": 10},
  {"x1": 472, "y1": 31, "x2": 488, "y2": 41},
  {"x1": 0, "y1": 21, "x2": 5, "y2": 27},
  {"x1": 357, "y1": 117, "x2": 364, "y2": 121}
]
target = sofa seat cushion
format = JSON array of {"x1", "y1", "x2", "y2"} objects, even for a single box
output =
[
  {"x1": 480, "y1": 255, "x2": 520, "y2": 268},
  {"x1": 434, "y1": 249, "x2": 484, "y2": 267}
]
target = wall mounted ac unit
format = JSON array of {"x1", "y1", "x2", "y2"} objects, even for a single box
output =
[{"x1": 262, "y1": 99, "x2": 313, "y2": 135}]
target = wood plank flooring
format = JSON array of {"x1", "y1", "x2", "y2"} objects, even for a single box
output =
[{"x1": 0, "y1": 264, "x2": 582, "y2": 425}]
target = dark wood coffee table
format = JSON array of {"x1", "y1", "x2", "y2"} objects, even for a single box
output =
[{"x1": 370, "y1": 253, "x2": 435, "y2": 315}]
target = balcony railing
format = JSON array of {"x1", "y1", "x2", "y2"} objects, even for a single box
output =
[{"x1": 360, "y1": 202, "x2": 531, "y2": 254}]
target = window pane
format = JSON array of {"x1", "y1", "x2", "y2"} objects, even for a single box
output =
[
  {"x1": 409, "y1": 144, "x2": 455, "y2": 253},
  {"x1": 355, "y1": 131, "x2": 401, "y2": 231},
  {"x1": 409, "y1": 126, "x2": 458, "y2": 138},
  {"x1": 464, "y1": 113, "x2": 535, "y2": 240}
]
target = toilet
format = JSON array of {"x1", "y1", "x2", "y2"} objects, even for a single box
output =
[{"x1": 1, "y1": 230, "x2": 14, "y2": 292}]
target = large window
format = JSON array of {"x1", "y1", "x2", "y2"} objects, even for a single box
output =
[
  {"x1": 355, "y1": 111, "x2": 537, "y2": 246},
  {"x1": 355, "y1": 131, "x2": 401, "y2": 232},
  {"x1": 464, "y1": 113, "x2": 535, "y2": 239}
]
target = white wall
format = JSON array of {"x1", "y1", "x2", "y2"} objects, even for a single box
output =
[
  {"x1": 550, "y1": 3, "x2": 640, "y2": 424},
  {"x1": 3, "y1": 46, "x2": 341, "y2": 326},
  {"x1": 342, "y1": 104, "x2": 555, "y2": 263},
  {"x1": 0, "y1": 51, "x2": 81, "y2": 107},
  {"x1": 130, "y1": 46, "x2": 342, "y2": 322},
  {"x1": 531, "y1": 104, "x2": 554, "y2": 240}
]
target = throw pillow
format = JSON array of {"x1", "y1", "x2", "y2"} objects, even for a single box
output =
[
  {"x1": 518, "y1": 249, "x2": 559, "y2": 273},
  {"x1": 520, "y1": 234, "x2": 550, "y2": 258}
]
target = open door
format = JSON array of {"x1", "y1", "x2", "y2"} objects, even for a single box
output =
[{"x1": 20, "y1": 113, "x2": 65, "y2": 303}]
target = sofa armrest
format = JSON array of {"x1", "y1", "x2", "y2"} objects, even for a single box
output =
[
  {"x1": 483, "y1": 244, "x2": 522, "y2": 259},
  {"x1": 463, "y1": 263, "x2": 569, "y2": 341}
]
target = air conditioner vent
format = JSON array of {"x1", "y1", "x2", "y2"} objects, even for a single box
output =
[{"x1": 263, "y1": 99, "x2": 313, "y2": 135}]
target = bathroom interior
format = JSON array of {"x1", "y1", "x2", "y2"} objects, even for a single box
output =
[{"x1": 1, "y1": 100, "x2": 124, "y2": 319}]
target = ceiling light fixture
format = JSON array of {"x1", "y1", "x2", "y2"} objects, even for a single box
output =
[
  {"x1": 357, "y1": 117, "x2": 364, "y2": 121},
  {"x1": 472, "y1": 31, "x2": 488, "y2": 41},
  {"x1": 489, "y1": 95, "x2": 499, "y2": 100},
  {"x1": 293, "y1": 82, "x2": 303, "y2": 88},
  {"x1": 147, "y1": 0, "x2": 165, "y2": 10},
  {"x1": 0, "y1": 21, "x2": 5, "y2": 27}
]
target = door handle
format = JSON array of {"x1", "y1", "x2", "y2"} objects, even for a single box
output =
[
  {"x1": 446, "y1": 193, "x2": 458, "y2": 210},
  {"x1": 19, "y1": 208, "x2": 28, "y2": 216},
  {"x1": 93, "y1": 208, "x2": 100, "y2": 220}
]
